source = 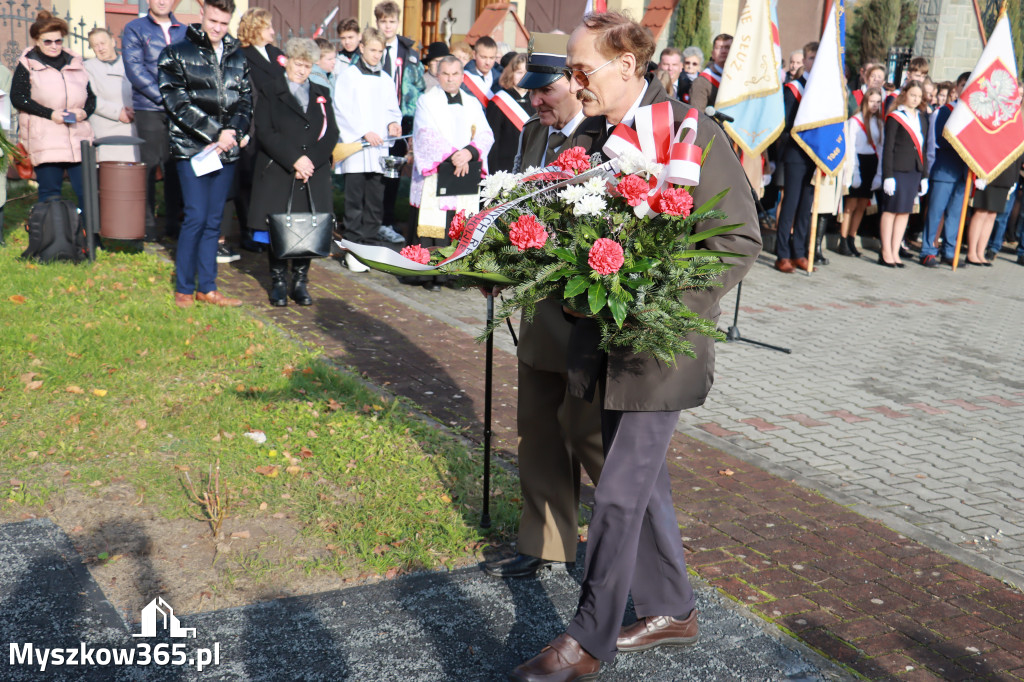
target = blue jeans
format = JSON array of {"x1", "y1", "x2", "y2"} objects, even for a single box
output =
[
  {"x1": 921, "y1": 177, "x2": 965, "y2": 258},
  {"x1": 35, "y1": 163, "x2": 84, "y2": 210},
  {"x1": 175, "y1": 160, "x2": 236, "y2": 295},
  {"x1": 988, "y1": 186, "x2": 1019, "y2": 253}
]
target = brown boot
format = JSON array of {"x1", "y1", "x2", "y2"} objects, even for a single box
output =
[{"x1": 196, "y1": 290, "x2": 242, "y2": 307}]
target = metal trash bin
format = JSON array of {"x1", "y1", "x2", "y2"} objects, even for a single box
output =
[{"x1": 98, "y1": 161, "x2": 146, "y2": 240}]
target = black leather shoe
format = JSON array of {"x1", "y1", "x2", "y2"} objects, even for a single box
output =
[
  {"x1": 483, "y1": 553, "x2": 562, "y2": 578},
  {"x1": 1017, "y1": 254, "x2": 1024, "y2": 266}
]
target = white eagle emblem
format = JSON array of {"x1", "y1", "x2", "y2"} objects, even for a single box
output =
[{"x1": 968, "y1": 68, "x2": 1021, "y2": 128}]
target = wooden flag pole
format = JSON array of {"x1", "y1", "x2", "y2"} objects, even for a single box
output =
[
  {"x1": 951, "y1": 169, "x2": 974, "y2": 272},
  {"x1": 805, "y1": 169, "x2": 823, "y2": 273}
]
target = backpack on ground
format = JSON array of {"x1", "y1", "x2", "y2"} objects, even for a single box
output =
[{"x1": 21, "y1": 198, "x2": 87, "y2": 263}]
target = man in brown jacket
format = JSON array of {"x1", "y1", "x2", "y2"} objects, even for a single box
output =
[
  {"x1": 510, "y1": 13, "x2": 761, "y2": 682},
  {"x1": 483, "y1": 33, "x2": 606, "y2": 579}
]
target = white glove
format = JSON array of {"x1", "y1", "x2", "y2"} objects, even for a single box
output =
[
  {"x1": 883, "y1": 178, "x2": 896, "y2": 196},
  {"x1": 871, "y1": 176, "x2": 882, "y2": 191},
  {"x1": 851, "y1": 171, "x2": 862, "y2": 189},
  {"x1": 918, "y1": 178, "x2": 929, "y2": 196},
  {"x1": 975, "y1": 178, "x2": 988, "y2": 190},
  {"x1": 762, "y1": 174, "x2": 772, "y2": 188}
]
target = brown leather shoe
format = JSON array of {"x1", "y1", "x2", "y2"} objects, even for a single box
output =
[
  {"x1": 791, "y1": 257, "x2": 811, "y2": 271},
  {"x1": 774, "y1": 258, "x2": 795, "y2": 273},
  {"x1": 509, "y1": 633, "x2": 601, "y2": 682},
  {"x1": 174, "y1": 292, "x2": 194, "y2": 308},
  {"x1": 196, "y1": 290, "x2": 242, "y2": 307},
  {"x1": 615, "y1": 610, "x2": 698, "y2": 653}
]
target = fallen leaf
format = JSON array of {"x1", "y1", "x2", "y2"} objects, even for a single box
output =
[
  {"x1": 173, "y1": 465, "x2": 190, "y2": 472},
  {"x1": 8, "y1": 295, "x2": 26, "y2": 304},
  {"x1": 254, "y1": 465, "x2": 280, "y2": 477},
  {"x1": 285, "y1": 465, "x2": 301, "y2": 475},
  {"x1": 25, "y1": 380, "x2": 43, "y2": 391},
  {"x1": 718, "y1": 469, "x2": 735, "y2": 476},
  {"x1": 440, "y1": 494, "x2": 452, "y2": 503},
  {"x1": 302, "y1": 368, "x2": 313, "y2": 375},
  {"x1": 326, "y1": 399, "x2": 343, "y2": 411},
  {"x1": 384, "y1": 567, "x2": 399, "y2": 579},
  {"x1": 272, "y1": 512, "x2": 286, "y2": 519},
  {"x1": 135, "y1": 419, "x2": 147, "y2": 430},
  {"x1": 230, "y1": 531, "x2": 250, "y2": 539},
  {"x1": 89, "y1": 480, "x2": 102, "y2": 487},
  {"x1": 9, "y1": 478, "x2": 23, "y2": 487},
  {"x1": 259, "y1": 502, "x2": 268, "y2": 511},
  {"x1": 19, "y1": 372, "x2": 37, "y2": 383},
  {"x1": 306, "y1": 430, "x2": 317, "y2": 438},
  {"x1": 298, "y1": 447, "x2": 313, "y2": 459},
  {"x1": 92, "y1": 389, "x2": 107, "y2": 397}
]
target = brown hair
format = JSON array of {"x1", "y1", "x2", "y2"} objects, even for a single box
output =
[
  {"x1": 374, "y1": 1, "x2": 401, "y2": 21},
  {"x1": 803, "y1": 41, "x2": 818, "y2": 59},
  {"x1": 858, "y1": 86, "x2": 885, "y2": 148},
  {"x1": 908, "y1": 56, "x2": 929, "y2": 75},
  {"x1": 653, "y1": 68, "x2": 675, "y2": 98},
  {"x1": 337, "y1": 17, "x2": 360, "y2": 37},
  {"x1": 893, "y1": 81, "x2": 923, "y2": 111},
  {"x1": 712, "y1": 33, "x2": 733, "y2": 48},
  {"x1": 498, "y1": 52, "x2": 527, "y2": 89},
  {"x1": 314, "y1": 37, "x2": 335, "y2": 54},
  {"x1": 580, "y1": 11, "x2": 654, "y2": 78},
  {"x1": 361, "y1": 27, "x2": 385, "y2": 48},
  {"x1": 237, "y1": 8, "x2": 272, "y2": 48},
  {"x1": 204, "y1": 0, "x2": 236, "y2": 15},
  {"x1": 659, "y1": 47, "x2": 682, "y2": 61},
  {"x1": 30, "y1": 10, "x2": 68, "y2": 39},
  {"x1": 474, "y1": 35, "x2": 497, "y2": 51}
]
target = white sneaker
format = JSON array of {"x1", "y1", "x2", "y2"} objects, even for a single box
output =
[
  {"x1": 345, "y1": 252, "x2": 369, "y2": 273},
  {"x1": 377, "y1": 224, "x2": 405, "y2": 244}
]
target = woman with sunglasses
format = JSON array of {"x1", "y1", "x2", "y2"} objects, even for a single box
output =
[{"x1": 12, "y1": 11, "x2": 95, "y2": 209}]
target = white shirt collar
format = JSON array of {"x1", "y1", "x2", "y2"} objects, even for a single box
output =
[
  {"x1": 550, "y1": 109, "x2": 586, "y2": 138},
  {"x1": 607, "y1": 81, "x2": 649, "y2": 131}
]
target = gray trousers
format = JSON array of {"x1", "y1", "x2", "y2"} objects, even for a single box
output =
[{"x1": 566, "y1": 409, "x2": 696, "y2": 663}]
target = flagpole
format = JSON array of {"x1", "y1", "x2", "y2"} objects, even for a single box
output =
[
  {"x1": 951, "y1": 169, "x2": 974, "y2": 272},
  {"x1": 806, "y1": 169, "x2": 823, "y2": 273}
]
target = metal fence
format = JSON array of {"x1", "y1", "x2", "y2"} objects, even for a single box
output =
[{"x1": 0, "y1": 1, "x2": 97, "y2": 71}]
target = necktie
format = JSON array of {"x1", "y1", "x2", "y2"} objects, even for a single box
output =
[
  {"x1": 384, "y1": 44, "x2": 393, "y2": 76},
  {"x1": 544, "y1": 131, "x2": 567, "y2": 165}
]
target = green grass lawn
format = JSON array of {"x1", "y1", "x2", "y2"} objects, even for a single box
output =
[{"x1": 0, "y1": 182, "x2": 517, "y2": 584}]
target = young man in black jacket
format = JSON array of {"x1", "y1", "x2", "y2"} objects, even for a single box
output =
[{"x1": 158, "y1": 0, "x2": 252, "y2": 308}]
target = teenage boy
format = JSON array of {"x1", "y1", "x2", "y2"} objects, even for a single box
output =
[
  {"x1": 159, "y1": 0, "x2": 251, "y2": 308},
  {"x1": 334, "y1": 27, "x2": 402, "y2": 271},
  {"x1": 311, "y1": 37, "x2": 337, "y2": 98},
  {"x1": 122, "y1": 0, "x2": 186, "y2": 241},
  {"x1": 335, "y1": 17, "x2": 361, "y2": 70},
  {"x1": 374, "y1": 0, "x2": 425, "y2": 245},
  {"x1": 462, "y1": 35, "x2": 501, "y2": 107}
]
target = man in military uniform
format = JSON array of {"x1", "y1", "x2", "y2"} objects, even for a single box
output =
[{"x1": 482, "y1": 33, "x2": 606, "y2": 580}]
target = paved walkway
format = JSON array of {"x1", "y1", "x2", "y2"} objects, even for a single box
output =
[{"x1": 208, "y1": 244, "x2": 1024, "y2": 681}]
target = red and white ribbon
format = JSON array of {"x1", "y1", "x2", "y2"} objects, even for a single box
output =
[
  {"x1": 316, "y1": 95, "x2": 328, "y2": 141},
  {"x1": 491, "y1": 90, "x2": 530, "y2": 131},
  {"x1": 602, "y1": 102, "x2": 702, "y2": 217}
]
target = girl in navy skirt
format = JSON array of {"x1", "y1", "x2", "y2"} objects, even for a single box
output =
[
  {"x1": 879, "y1": 83, "x2": 928, "y2": 267},
  {"x1": 840, "y1": 86, "x2": 884, "y2": 257}
]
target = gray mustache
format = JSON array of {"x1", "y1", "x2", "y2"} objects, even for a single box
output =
[{"x1": 577, "y1": 88, "x2": 598, "y2": 102}]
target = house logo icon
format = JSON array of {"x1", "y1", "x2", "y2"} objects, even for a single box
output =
[{"x1": 133, "y1": 597, "x2": 196, "y2": 638}]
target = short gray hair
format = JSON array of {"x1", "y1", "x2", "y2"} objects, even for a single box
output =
[
  {"x1": 284, "y1": 37, "x2": 319, "y2": 63},
  {"x1": 437, "y1": 54, "x2": 463, "y2": 71},
  {"x1": 682, "y1": 46, "x2": 704, "y2": 63}
]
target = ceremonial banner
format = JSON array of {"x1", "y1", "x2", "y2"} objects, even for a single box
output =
[
  {"x1": 943, "y1": 10, "x2": 1024, "y2": 182},
  {"x1": 792, "y1": 0, "x2": 847, "y2": 176},
  {"x1": 716, "y1": 0, "x2": 785, "y2": 156}
]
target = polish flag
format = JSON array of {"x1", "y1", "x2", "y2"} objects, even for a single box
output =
[
  {"x1": 943, "y1": 10, "x2": 1024, "y2": 181},
  {"x1": 584, "y1": 0, "x2": 607, "y2": 15}
]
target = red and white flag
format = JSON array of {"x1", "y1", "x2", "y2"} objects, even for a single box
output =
[
  {"x1": 491, "y1": 90, "x2": 530, "y2": 131},
  {"x1": 943, "y1": 10, "x2": 1024, "y2": 181},
  {"x1": 462, "y1": 72, "x2": 493, "y2": 108},
  {"x1": 584, "y1": 0, "x2": 607, "y2": 14}
]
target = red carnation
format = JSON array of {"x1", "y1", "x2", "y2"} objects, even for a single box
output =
[
  {"x1": 508, "y1": 214, "x2": 548, "y2": 250},
  {"x1": 616, "y1": 174, "x2": 650, "y2": 207},
  {"x1": 399, "y1": 244, "x2": 431, "y2": 264},
  {"x1": 658, "y1": 188, "x2": 694, "y2": 217},
  {"x1": 448, "y1": 209, "x2": 468, "y2": 241},
  {"x1": 552, "y1": 146, "x2": 591, "y2": 174},
  {"x1": 588, "y1": 238, "x2": 624, "y2": 275}
]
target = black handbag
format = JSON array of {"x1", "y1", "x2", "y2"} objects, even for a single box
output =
[{"x1": 267, "y1": 180, "x2": 335, "y2": 260}]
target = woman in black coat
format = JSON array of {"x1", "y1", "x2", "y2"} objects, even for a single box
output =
[
  {"x1": 879, "y1": 82, "x2": 928, "y2": 267},
  {"x1": 485, "y1": 53, "x2": 534, "y2": 173},
  {"x1": 250, "y1": 38, "x2": 339, "y2": 307}
]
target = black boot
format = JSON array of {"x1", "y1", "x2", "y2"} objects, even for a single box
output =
[
  {"x1": 836, "y1": 236, "x2": 853, "y2": 256},
  {"x1": 814, "y1": 216, "x2": 830, "y2": 265},
  {"x1": 290, "y1": 259, "x2": 313, "y2": 306},
  {"x1": 268, "y1": 254, "x2": 288, "y2": 306},
  {"x1": 847, "y1": 235, "x2": 862, "y2": 258}
]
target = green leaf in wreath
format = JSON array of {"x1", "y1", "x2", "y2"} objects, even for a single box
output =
[
  {"x1": 564, "y1": 275, "x2": 589, "y2": 298},
  {"x1": 685, "y1": 222, "x2": 743, "y2": 244},
  {"x1": 588, "y1": 281, "x2": 607, "y2": 315},
  {"x1": 672, "y1": 249, "x2": 745, "y2": 259},
  {"x1": 621, "y1": 277, "x2": 654, "y2": 289},
  {"x1": 552, "y1": 247, "x2": 577, "y2": 264},
  {"x1": 690, "y1": 188, "x2": 731, "y2": 217},
  {"x1": 619, "y1": 257, "x2": 658, "y2": 273},
  {"x1": 607, "y1": 294, "x2": 627, "y2": 328}
]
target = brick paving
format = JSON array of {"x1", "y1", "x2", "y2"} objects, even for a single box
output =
[{"x1": 209, "y1": 246, "x2": 1024, "y2": 681}]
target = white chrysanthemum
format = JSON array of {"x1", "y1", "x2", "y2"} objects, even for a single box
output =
[
  {"x1": 573, "y1": 194, "x2": 607, "y2": 217},
  {"x1": 581, "y1": 176, "x2": 608, "y2": 195},
  {"x1": 616, "y1": 148, "x2": 648, "y2": 175},
  {"x1": 523, "y1": 166, "x2": 544, "y2": 176},
  {"x1": 480, "y1": 171, "x2": 520, "y2": 202},
  {"x1": 559, "y1": 185, "x2": 588, "y2": 204}
]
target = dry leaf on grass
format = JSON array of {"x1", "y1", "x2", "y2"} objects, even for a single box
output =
[
  {"x1": 718, "y1": 469, "x2": 735, "y2": 476},
  {"x1": 230, "y1": 531, "x2": 250, "y2": 539},
  {"x1": 25, "y1": 380, "x2": 43, "y2": 391},
  {"x1": 66, "y1": 385, "x2": 84, "y2": 394},
  {"x1": 8, "y1": 295, "x2": 26, "y2": 304},
  {"x1": 92, "y1": 389, "x2": 107, "y2": 397},
  {"x1": 254, "y1": 465, "x2": 280, "y2": 477}
]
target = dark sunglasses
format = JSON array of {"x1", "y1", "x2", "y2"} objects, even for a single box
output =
[
  {"x1": 42, "y1": 38, "x2": 63, "y2": 46},
  {"x1": 561, "y1": 55, "x2": 619, "y2": 89}
]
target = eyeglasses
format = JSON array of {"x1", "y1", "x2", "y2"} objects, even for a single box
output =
[
  {"x1": 42, "y1": 38, "x2": 63, "y2": 46},
  {"x1": 562, "y1": 55, "x2": 619, "y2": 89}
]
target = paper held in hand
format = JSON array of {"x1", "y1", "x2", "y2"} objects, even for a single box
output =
[{"x1": 190, "y1": 144, "x2": 223, "y2": 177}]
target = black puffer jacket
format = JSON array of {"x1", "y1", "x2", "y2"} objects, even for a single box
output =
[{"x1": 157, "y1": 25, "x2": 252, "y2": 162}]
